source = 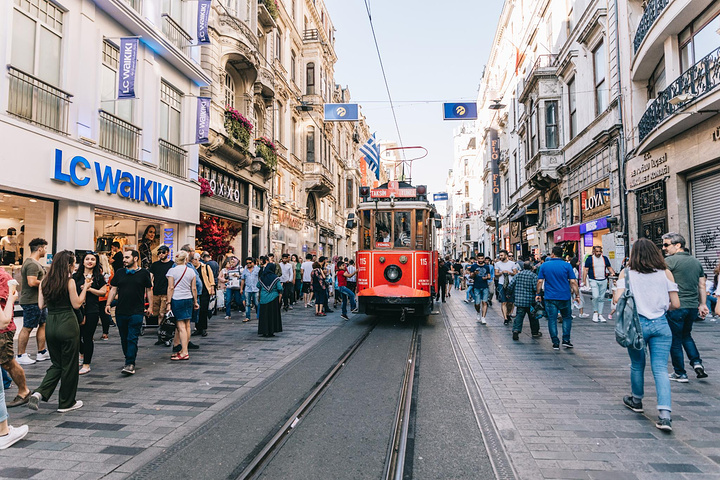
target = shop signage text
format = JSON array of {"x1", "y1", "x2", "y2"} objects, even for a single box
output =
[
  {"x1": 580, "y1": 217, "x2": 608, "y2": 234},
  {"x1": 489, "y1": 129, "x2": 501, "y2": 213},
  {"x1": 628, "y1": 152, "x2": 670, "y2": 189},
  {"x1": 278, "y1": 210, "x2": 302, "y2": 230},
  {"x1": 52, "y1": 149, "x2": 173, "y2": 207},
  {"x1": 118, "y1": 38, "x2": 138, "y2": 99}
]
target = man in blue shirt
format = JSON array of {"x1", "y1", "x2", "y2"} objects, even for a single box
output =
[
  {"x1": 536, "y1": 246, "x2": 580, "y2": 350},
  {"x1": 240, "y1": 257, "x2": 260, "y2": 322}
]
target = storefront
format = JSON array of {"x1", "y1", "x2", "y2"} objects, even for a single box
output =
[
  {"x1": 544, "y1": 203, "x2": 563, "y2": 251},
  {"x1": 553, "y1": 225, "x2": 580, "y2": 259},
  {"x1": 689, "y1": 170, "x2": 720, "y2": 273},
  {"x1": 271, "y1": 208, "x2": 303, "y2": 256}
]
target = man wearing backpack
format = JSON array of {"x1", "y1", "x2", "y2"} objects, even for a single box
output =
[
  {"x1": 662, "y1": 233, "x2": 709, "y2": 381},
  {"x1": 583, "y1": 246, "x2": 616, "y2": 323}
]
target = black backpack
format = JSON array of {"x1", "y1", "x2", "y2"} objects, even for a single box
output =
[{"x1": 614, "y1": 272, "x2": 644, "y2": 350}]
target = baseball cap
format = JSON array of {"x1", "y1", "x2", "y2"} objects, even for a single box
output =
[{"x1": 157, "y1": 245, "x2": 170, "y2": 253}]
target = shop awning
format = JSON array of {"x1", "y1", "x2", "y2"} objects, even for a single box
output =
[
  {"x1": 554, "y1": 225, "x2": 581, "y2": 243},
  {"x1": 509, "y1": 208, "x2": 527, "y2": 222}
]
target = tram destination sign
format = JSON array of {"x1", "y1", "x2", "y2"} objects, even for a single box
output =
[{"x1": 370, "y1": 181, "x2": 416, "y2": 199}]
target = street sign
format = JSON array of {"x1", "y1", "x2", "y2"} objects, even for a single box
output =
[
  {"x1": 433, "y1": 193, "x2": 448, "y2": 201},
  {"x1": 443, "y1": 102, "x2": 478, "y2": 120},
  {"x1": 324, "y1": 103, "x2": 359, "y2": 121}
]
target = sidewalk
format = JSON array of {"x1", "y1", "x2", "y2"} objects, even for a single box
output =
[
  {"x1": 444, "y1": 289, "x2": 720, "y2": 479},
  {"x1": 0, "y1": 303, "x2": 346, "y2": 480}
]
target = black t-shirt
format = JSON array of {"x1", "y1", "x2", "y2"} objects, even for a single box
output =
[
  {"x1": 452, "y1": 263, "x2": 463, "y2": 275},
  {"x1": 112, "y1": 252, "x2": 124, "y2": 273},
  {"x1": 111, "y1": 268, "x2": 152, "y2": 316},
  {"x1": 74, "y1": 274, "x2": 106, "y2": 315},
  {"x1": 438, "y1": 263, "x2": 451, "y2": 284},
  {"x1": 149, "y1": 260, "x2": 173, "y2": 295}
]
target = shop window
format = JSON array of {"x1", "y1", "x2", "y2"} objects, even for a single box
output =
[
  {"x1": 545, "y1": 101, "x2": 558, "y2": 149},
  {"x1": 306, "y1": 62, "x2": 315, "y2": 95},
  {"x1": 11, "y1": 0, "x2": 64, "y2": 87},
  {"x1": 568, "y1": 77, "x2": 577, "y2": 139},
  {"x1": 680, "y1": 8, "x2": 720, "y2": 72},
  {"x1": 224, "y1": 72, "x2": 235, "y2": 109},
  {"x1": 593, "y1": 42, "x2": 607, "y2": 115},
  {"x1": 253, "y1": 189, "x2": 264, "y2": 211},
  {"x1": 306, "y1": 126, "x2": 315, "y2": 162}
]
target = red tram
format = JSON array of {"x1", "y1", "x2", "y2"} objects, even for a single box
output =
[{"x1": 351, "y1": 181, "x2": 440, "y2": 318}]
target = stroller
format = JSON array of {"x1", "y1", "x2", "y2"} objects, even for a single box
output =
[{"x1": 155, "y1": 310, "x2": 176, "y2": 347}]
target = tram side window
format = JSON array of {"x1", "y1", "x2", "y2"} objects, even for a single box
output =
[
  {"x1": 394, "y1": 211, "x2": 411, "y2": 248},
  {"x1": 415, "y1": 210, "x2": 426, "y2": 250},
  {"x1": 375, "y1": 211, "x2": 392, "y2": 247},
  {"x1": 361, "y1": 210, "x2": 371, "y2": 249}
]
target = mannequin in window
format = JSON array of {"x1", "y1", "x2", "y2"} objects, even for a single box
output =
[{"x1": 1, "y1": 228, "x2": 19, "y2": 265}]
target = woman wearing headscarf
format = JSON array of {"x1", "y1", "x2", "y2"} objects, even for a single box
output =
[{"x1": 257, "y1": 263, "x2": 283, "y2": 337}]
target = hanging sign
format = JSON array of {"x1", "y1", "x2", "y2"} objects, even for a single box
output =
[
  {"x1": 443, "y1": 102, "x2": 478, "y2": 120},
  {"x1": 489, "y1": 129, "x2": 501, "y2": 213},
  {"x1": 197, "y1": 0, "x2": 212, "y2": 44},
  {"x1": 433, "y1": 193, "x2": 448, "y2": 201},
  {"x1": 324, "y1": 103, "x2": 359, "y2": 121},
  {"x1": 196, "y1": 97, "x2": 211, "y2": 144},
  {"x1": 118, "y1": 38, "x2": 138, "y2": 99}
]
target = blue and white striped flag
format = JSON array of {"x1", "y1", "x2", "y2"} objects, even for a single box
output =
[{"x1": 360, "y1": 133, "x2": 380, "y2": 179}]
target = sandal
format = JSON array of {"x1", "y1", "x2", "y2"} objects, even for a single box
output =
[
  {"x1": 79, "y1": 366, "x2": 91, "y2": 375},
  {"x1": 243, "y1": 318, "x2": 250, "y2": 323},
  {"x1": 171, "y1": 353, "x2": 189, "y2": 361},
  {"x1": 101, "y1": 334, "x2": 109, "y2": 341}
]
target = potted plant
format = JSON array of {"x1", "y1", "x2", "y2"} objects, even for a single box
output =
[
  {"x1": 263, "y1": 0, "x2": 279, "y2": 19},
  {"x1": 199, "y1": 177, "x2": 214, "y2": 197},
  {"x1": 224, "y1": 106, "x2": 253, "y2": 151},
  {"x1": 254, "y1": 136, "x2": 278, "y2": 171}
]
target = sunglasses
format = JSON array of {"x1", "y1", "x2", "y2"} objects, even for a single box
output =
[{"x1": 662, "y1": 243, "x2": 672, "y2": 247}]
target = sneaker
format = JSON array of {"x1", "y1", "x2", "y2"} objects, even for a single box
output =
[
  {"x1": 487, "y1": 300, "x2": 493, "y2": 307},
  {"x1": 476, "y1": 312, "x2": 481, "y2": 321},
  {"x1": 340, "y1": 314, "x2": 349, "y2": 320},
  {"x1": 693, "y1": 364, "x2": 708, "y2": 379},
  {"x1": 16, "y1": 354, "x2": 35, "y2": 366},
  {"x1": 512, "y1": 332, "x2": 519, "y2": 341},
  {"x1": 351, "y1": 309, "x2": 359, "y2": 314},
  {"x1": 623, "y1": 395, "x2": 643, "y2": 413},
  {"x1": 579, "y1": 313, "x2": 590, "y2": 318},
  {"x1": 27, "y1": 393, "x2": 41, "y2": 411},
  {"x1": 668, "y1": 373, "x2": 689, "y2": 383},
  {"x1": 592, "y1": 313, "x2": 599, "y2": 323},
  {"x1": 0, "y1": 425, "x2": 29, "y2": 449},
  {"x1": 101, "y1": 335, "x2": 109, "y2": 341},
  {"x1": 57, "y1": 400, "x2": 83, "y2": 413},
  {"x1": 531, "y1": 332, "x2": 543, "y2": 338},
  {"x1": 36, "y1": 351, "x2": 50, "y2": 362},
  {"x1": 503, "y1": 319, "x2": 510, "y2": 325},
  {"x1": 121, "y1": 364, "x2": 135, "y2": 376},
  {"x1": 598, "y1": 315, "x2": 607, "y2": 323},
  {"x1": 288, "y1": 306, "x2": 294, "y2": 310},
  {"x1": 463, "y1": 299, "x2": 469, "y2": 303},
  {"x1": 325, "y1": 309, "x2": 334, "y2": 313},
  {"x1": 562, "y1": 341, "x2": 574, "y2": 349},
  {"x1": 655, "y1": 418, "x2": 672, "y2": 432},
  {"x1": 480, "y1": 317, "x2": 486, "y2": 325},
  {"x1": 552, "y1": 343, "x2": 560, "y2": 350},
  {"x1": 188, "y1": 342, "x2": 200, "y2": 350},
  {"x1": 224, "y1": 315, "x2": 231, "y2": 320}
]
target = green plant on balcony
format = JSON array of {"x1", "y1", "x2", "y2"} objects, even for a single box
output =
[
  {"x1": 263, "y1": 0, "x2": 279, "y2": 19},
  {"x1": 224, "y1": 106, "x2": 253, "y2": 151},
  {"x1": 255, "y1": 136, "x2": 278, "y2": 171}
]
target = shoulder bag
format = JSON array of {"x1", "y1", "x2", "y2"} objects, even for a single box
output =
[{"x1": 614, "y1": 271, "x2": 644, "y2": 350}]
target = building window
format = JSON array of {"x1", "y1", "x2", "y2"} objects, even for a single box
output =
[
  {"x1": 306, "y1": 126, "x2": 315, "y2": 162},
  {"x1": 290, "y1": 118, "x2": 297, "y2": 156},
  {"x1": 11, "y1": 0, "x2": 64, "y2": 87},
  {"x1": 463, "y1": 158, "x2": 469, "y2": 176},
  {"x1": 568, "y1": 77, "x2": 577, "y2": 139},
  {"x1": 530, "y1": 100, "x2": 538, "y2": 156},
  {"x1": 647, "y1": 57, "x2": 666, "y2": 100},
  {"x1": 162, "y1": 0, "x2": 183, "y2": 22},
  {"x1": 275, "y1": 29, "x2": 282, "y2": 62},
  {"x1": 160, "y1": 80, "x2": 182, "y2": 145},
  {"x1": 276, "y1": 100, "x2": 284, "y2": 145},
  {"x1": 306, "y1": 62, "x2": 315, "y2": 95},
  {"x1": 291, "y1": 182, "x2": 297, "y2": 203},
  {"x1": 679, "y1": 8, "x2": 720, "y2": 72},
  {"x1": 593, "y1": 41, "x2": 607, "y2": 115},
  {"x1": 545, "y1": 101, "x2": 558, "y2": 149},
  {"x1": 346, "y1": 178, "x2": 353, "y2": 208},
  {"x1": 465, "y1": 224, "x2": 471, "y2": 241},
  {"x1": 101, "y1": 41, "x2": 133, "y2": 122},
  {"x1": 291, "y1": 50, "x2": 297, "y2": 83},
  {"x1": 275, "y1": 171, "x2": 283, "y2": 196},
  {"x1": 224, "y1": 72, "x2": 235, "y2": 108},
  {"x1": 253, "y1": 188, "x2": 264, "y2": 211},
  {"x1": 464, "y1": 182, "x2": 469, "y2": 197}
]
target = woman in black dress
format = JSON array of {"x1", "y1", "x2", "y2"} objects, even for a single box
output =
[
  {"x1": 257, "y1": 263, "x2": 283, "y2": 337},
  {"x1": 311, "y1": 262, "x2": 327, "y2": 316},
  {"x1": 74, "y1": 252, "x2": 107, "y2": 375}
]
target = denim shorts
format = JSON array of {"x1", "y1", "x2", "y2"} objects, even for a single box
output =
[
  {"x1": 171, "y1": 298, "x2": 194, "y2": 321},
  {"x1": 497, "y1": 284, "x2": 509, "y2": 303},
  {"x1": 21, "y1": 304, "x2": 47, "y2": 329},
  {"x1": 473, "y1": 287, "x2": 489, "y2": 304}
]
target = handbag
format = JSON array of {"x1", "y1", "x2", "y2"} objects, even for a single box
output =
[{"x1": 614, "y1": 271, "x2": 644, "y2": 350}]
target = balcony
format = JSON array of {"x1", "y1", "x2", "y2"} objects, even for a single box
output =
[
  {"x1": 162, "y1": 14, "x2": 192, "y2": 55},
  {"x1": 525, "y1": 151, "x2": 561, "y2": 189},
  {"x1": 158, "y1": 138, "x2": 187, "y2": 178},
  {"x1": 122, "y1": 0, "x2": 142, "y2": 12},
  {"x1": 303, "y1": 29, "x2": 320, "y2": 43},
  {"x1": 633, "y1": 0, "x2": 670, "y2": 53},
  {"x1": 99, "y1": 110, "x2": 141, "y2": 162},
  {"x1": 258, "y1": 0, "x2": 277, "y2": 29},
  {"x1": 302, "y1": 161, "x2": 333, "y2": 198},
  {"x1": 638, "y1": 45, "x2": 720, "y2": 144},
  {"x1": 519, "y1": 54, "x2": 557, "y2": 102},
  {"x1": 7, "y1": 66, "x2": 72, "y2": 135}
]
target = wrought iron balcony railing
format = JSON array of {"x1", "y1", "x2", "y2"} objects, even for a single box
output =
[
  {"x1": 158, "y1": 138, "x2": 187, "y2": 178},
  {"x1": 99, "y1": 110, "x2": 141, "y2": 162},
  {"x1": 638, "y1": 45, "x2": 720, "y2": 142},
  {"x1": 633, "y1": 0, "x2": 670, "y2": 53},
  {"x1": 7, "y1": 66, "x2": 72, "y2": 135},
  {"x1": 162, "y1": 14, "x2": 192, "y2": 54}
]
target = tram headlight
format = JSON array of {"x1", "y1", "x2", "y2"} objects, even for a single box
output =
[{"x1": 384, "y1": 265, "x2": 402, "y2": 283}]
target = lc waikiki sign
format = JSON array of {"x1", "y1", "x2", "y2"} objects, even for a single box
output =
[{"x1": 51, "y1": 149, "x2": 173, "y2": 207}]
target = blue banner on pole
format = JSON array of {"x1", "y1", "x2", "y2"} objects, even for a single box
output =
[
  {"x1": 443, "y1": 102, "x2": 478, "y2": 120},
  {"x1": 324, "y1": 103, "x2": 359, "y2": 121},
  {"x1": 433, "y1": 193, "x2": 449, "y2": 201},
  {"x1": 118, "y1": 38, "x2": 138, "y2": 99},
  {"x1": 197, "y1": 0, "x2": 211, "y2": 44},
  {"x1": 196, "y1": 97, "x2": 211, "y2": 144}
]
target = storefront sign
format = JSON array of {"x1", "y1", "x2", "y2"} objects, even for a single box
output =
[
  {"x1": 200, "y1": 164, "x2": 244, "y2": 203},
  {"x1": 164, "y1": 227, "x2": 175, "y2": 257},
  {"x1": 580, "y1": 217, "x2": 608, "y2": 234},
  {"x1": 546, "y1": 204, "x2": 562, "y2": 231},
  {"x1": 118, "y1": 38, "x2": 138, "y2": 99},
  {"x1": 627, "y1": 151, "x2": 670, "y2": 189},
  {"x1": 584, "y1": 232, "x2": 594, "y2": 247},
  {"x1": 489, "y1": 129, "x2": 501, "y2": 213},
  {"x1": 196, "y1": 97, "x2": 211, "y2": 144},
  {"x1": 278, "y1": 210, "x2": 302, "y2": 230},
  {"x1": 581, "y1": 180, "x2": 610, "y2": 213},
  {"x1": 197, "y1": 0, "x2": 211, "y2": 44},
  {"x1": 52, "y1": 149, "x2": 173, "y2": 207}
]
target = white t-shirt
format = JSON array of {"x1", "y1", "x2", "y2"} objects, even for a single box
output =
[
  {"x1": 592, "y1": 255, "x2": 607, "y2": 280},
  {"x1": 279, "y1": 262, "x2": 294, "y2": 283},
  {"x1": 495, "y1": 260, "x2": 517, "y2": 285},
  {"x1": 617, "y1": 269, "x2": 678, "y2": 319},
  {"x1": 347, "y1": 265, "x2": 356, "y2": 282},
  {"x1": 167, "y1": 264, "x2": 197, "y2": 300},
  {"x1": 301, "y1": 261, "x2": 313, "y2": 282}
]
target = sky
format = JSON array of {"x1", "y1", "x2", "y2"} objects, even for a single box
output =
[{"x1": 324, "y1": 0, "x2": 505, "y2": 196}]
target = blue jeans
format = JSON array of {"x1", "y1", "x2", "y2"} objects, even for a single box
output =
[
  {"x1": 628, "y1": 314, "x2": 672, "y2": 412},
  {"x1": 2, "y1": 367, "x2": 11, "y2": 389},
  {"x1": 513, "y1": 306, "x2": 540, "y2": 334},
  {"x1": 666, "y1": 308, "x2": 702, "y2": 375},
  {"x1": 708, "y1": 296, "x2": 717, "y2": 315},
  {"x1": 454, "y1": 274, "x2": 461, "y2": 289},
  {"x1": 245, "y1": 291, "x2": 258, "y2": 319},
  {"x1": 115, "y1": 314, "x2": 143, "y2": 366},
  {"x1": 545, "y1": 299, "x2": 573, "y2": 344},
  {"x1": 0, "y1": 377, "x2": 6, "y2": 423},
  {"x1": 225, "y1": 289, "x2": 244, "y2": 317},
  {"x1": 337, "y1": 286, "x2": 357, "y2": 315}
]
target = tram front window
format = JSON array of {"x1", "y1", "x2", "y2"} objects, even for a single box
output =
[
  {"x1": 375, "y1": 211, "x2": 392, "y2": 247},
  {"x1": 394, "y1": 211, "x2": 411, "y2": 248}
]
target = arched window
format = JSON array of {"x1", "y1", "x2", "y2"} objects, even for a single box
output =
[
  {"x1": 306, "y1": 126, "x2": 315, "y2": 162},
  {"x1": 306, "y1": 62, "x2": 315, "y2": 95},
  {"x1": 224, "y1": 72, "x2": 235, "y2": 108},
  {"x1": 307, "y1": 193, "x2": 317, "y2": 221}
]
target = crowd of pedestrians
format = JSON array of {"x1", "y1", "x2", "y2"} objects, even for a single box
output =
[{"x1": 0, "y1": 236, "x2": 359, "y2": 449}]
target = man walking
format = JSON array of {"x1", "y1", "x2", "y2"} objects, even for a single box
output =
[
  {"x1": 336, "y1": 260, "x2": 357, "y2": 320},
  {"x1": 496, "y1": 250, "x2": 519, "y2": 325},
  {"x1": 583, "y1": 245, "x2": 616, "y2": 322},
  {"x1": 110, "y1": 241, "x2": 124, "y2": 273},
  {"x1": 16, "y1": 238, "x2": 50, "y2": 365},
  {"x1": 192, "y1": 253, "x2": 215, "y2": 337},
  {"x1": 240, "y1": 257, "x2": 260, "y2": 322},
  {"x1": 537, "y1": 246, "x2": 580, "y2": 350},
  {"x1": 301, "y1": 254, "x2": 314, "y2": 307},
  {"x1": 437, "y1": 259, "x2": 450, "y2": 302},
  {"x1": 470, "y1": 260, "x2": 490, "y2": 324},
  {"x1": 279, "y1": 254, "x2": 295, "y2": 312},
  {"x1": 509, "y1": 261, "x2": 541, "y2": 340},
  {"x1": 662, "y1": 233, "x2": 709, "y2": 381},
  {"x1": 106, "y1": 250, "x2": 152, "y2": 375},
  {"x1": 346, "y1": 259, "x2": 357, "y2": 293}
]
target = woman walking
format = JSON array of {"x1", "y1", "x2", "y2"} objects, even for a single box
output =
[
  {"x1": 28, "y1": 250, "x2": 91, "y2": 413},
  {"x1": 166, "y1": 251, "x2": 198, "y2": 361},
  {"x1": 311, "y1": 261, "x2": 326, "y2": 316},
  {"x1": 258, "y1": 263, "x2": 283, "y2": 337},
  {"x1": 74, "y1": 252, "x2": 107, "y2": 375},
  {"x1": 291, "y1": 254, "x2": 301, "y2": 304},
  {"x1": 613, "y1": 238, "x2": 680, "y2": 432},
  {"x1": 97, "y1": 253, "x2": 113, "y2": 341}
]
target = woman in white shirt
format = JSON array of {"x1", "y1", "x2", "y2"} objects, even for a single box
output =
[
  {"x1": 613, "y1": 238, "x2": 680, "y2": 432},
  {"x1": 166, "y1": 251, "x2": 198, "y2": 360}
]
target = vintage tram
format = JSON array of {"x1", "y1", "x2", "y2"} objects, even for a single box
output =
[{"x1": 352, "y1": 181, "x2": 440, "y2": 318}]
